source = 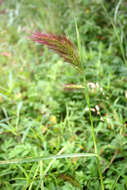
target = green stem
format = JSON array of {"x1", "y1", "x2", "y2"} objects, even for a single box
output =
[
  {"x1": 71, "y1": 3, "x2": 104, "y2": 188},
  {"x1": 75, "y1": 20, "x2": 104, "y2": 189},
  {"x1": 83, "y1": 77, "x2": 104, "y2": 190}
]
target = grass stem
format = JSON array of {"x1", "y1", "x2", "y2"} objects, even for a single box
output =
[
  {"x1": 83, "y1": 77, "x2": 104, "y2": 190},
  {"x1": 75, "y1": 21, "x2": 104, "y2": 190}
]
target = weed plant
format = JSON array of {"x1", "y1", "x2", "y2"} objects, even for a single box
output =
[{"x1": 0, "y1": 0, "x2": 127, "y2": 190}]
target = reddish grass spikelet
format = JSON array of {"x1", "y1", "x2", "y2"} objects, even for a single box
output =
[{"x1": 31, "y1": 32, "x2": 81, "y2": 70}]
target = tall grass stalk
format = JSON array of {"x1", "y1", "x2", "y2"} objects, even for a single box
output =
[
  {"x1": 30, "y1": 27, "x2": 104, "y2": 189},
  {"x1": 101, "y1": 1, "x2": 126, "y2": 65},
  {"x1": 75, "y1": 22, "x2": 104, "y2": 190}
]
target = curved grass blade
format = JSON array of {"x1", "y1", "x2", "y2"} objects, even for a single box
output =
[{"x1": 0, "y1": 153, "x2": 97, "y2": 165}]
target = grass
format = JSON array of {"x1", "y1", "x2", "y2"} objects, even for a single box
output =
[{"x1": 0, "y1": 0, "x2": 127, "y2": 189}]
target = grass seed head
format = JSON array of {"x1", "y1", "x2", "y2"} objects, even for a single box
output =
[{"x1": 31, "y1": 32, "x2": 81, "y2": 70}]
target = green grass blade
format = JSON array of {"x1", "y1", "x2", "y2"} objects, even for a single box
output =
[{"x1": 0, "y1": 153, "x2": 97, "y2": 165}]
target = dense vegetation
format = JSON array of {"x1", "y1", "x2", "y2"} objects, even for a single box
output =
[{"x1": 0, "y1": 0, "x2": 127, "y2": 189}]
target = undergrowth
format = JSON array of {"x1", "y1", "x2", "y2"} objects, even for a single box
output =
[{"x1": 0, "y1": 0, "x2": 127, "y2": 190}]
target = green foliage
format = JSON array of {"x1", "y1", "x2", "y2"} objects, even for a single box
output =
[{"x1": 0, "y1": 0, "x2": 127, "y2": 189}]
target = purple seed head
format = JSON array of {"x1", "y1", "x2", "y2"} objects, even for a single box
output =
[{"x1": 31, "y1": 32, "x2": 81, "y2": 70}]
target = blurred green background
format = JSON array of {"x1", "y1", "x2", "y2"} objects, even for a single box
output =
[{"x1": 0, "y1": 0, "x2": 127, "y2": 189}]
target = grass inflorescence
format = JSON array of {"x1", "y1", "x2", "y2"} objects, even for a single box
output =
[{"x1": 31, "y1": 31, "x2": 82, "y2": 70}]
